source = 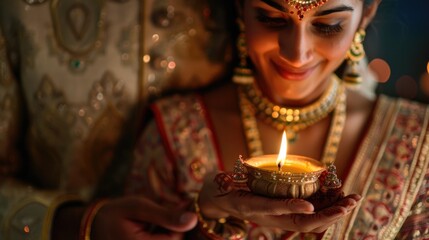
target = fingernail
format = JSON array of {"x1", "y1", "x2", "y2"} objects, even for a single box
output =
[
  {"x1": 179, "y1": 212, "x2": 195, "y2": 224},
  {"x1": 346, "y1": 202, "x2": 358, "y2": 212}
]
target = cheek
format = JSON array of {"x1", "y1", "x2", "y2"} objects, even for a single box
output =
[
  {"x1": 247, "y1": 37, "x2": 271, "y2": 63},
  {"x1": 317, "y1": 35, "x2": 353, "y2": 63},
  {"x1": 317, "y1": 17, "x2": 362, "y2": 63},
  {"x1": 244, "y1": 24, "x2": 278, "y2": 67}
]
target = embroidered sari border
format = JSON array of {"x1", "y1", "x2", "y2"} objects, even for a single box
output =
[
  {"x1": 197, "y1": 95, "x2": 225, "y2": 172},
  {"x1": 151, "y1": 102, "x2": 179, "y2": 174},
  {"x1": 340, "y1": 95, "x2": 397, "y2": 239},
  {"x1": 339, "y1": 97, "x2": 429, "y2": 239},
  {"x1": 151, "y1": 94, "x2": 222, "y2": 187},
  {"x1": 383, "y1": 101, "x2": 429, "y2": 239}
]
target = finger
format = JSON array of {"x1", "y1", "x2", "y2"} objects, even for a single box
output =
[
  {"x1": 310, "y1": 207, "x2": 351, "y2": 233},
  {"x1": 247, "y1": 204, "x2": 345, "y2": 232},
  {"x1": 345, "y1": 194, "x2": 362, "y2": 201},
  {"x1": 311, "y1": 198, "x2": 361, "y2": 233},
  {"x1": 227, "y1": 191, "x2": 314, "y2": 218},
  {"x1": 291, "y1": 206, "x2": 347, "y2": 232},
  {"x1": 311, "y1": 218, "x2": 339, "y2": 234},
  {"x1": 333, "y1": 196, "x2": 360, "y2": 213},
  {"x1": 129, "y1": 198, "x2": 198, "y2": 232},
  {"x1": 340, "y1": 194, "x2": 362, "y2": 205}
]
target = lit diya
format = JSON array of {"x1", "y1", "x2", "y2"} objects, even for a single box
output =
[{"x1": 238, "y1": 131, "x2": 326, "y2": 199}]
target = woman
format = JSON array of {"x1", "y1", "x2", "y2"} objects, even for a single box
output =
[{"x1": 124, "y1": 0, "x2": 429, "y2": 239}]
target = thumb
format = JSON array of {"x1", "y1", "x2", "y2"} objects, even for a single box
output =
[
  {"x1": 164, "y1": 211, "x2": 198, "y2": 232},
  {"x1": 134, "y1": 198, "x2": 198, "y2": 232},
  {"x1": 149, "y1": 209, "x2": 198, "y2": 232}
]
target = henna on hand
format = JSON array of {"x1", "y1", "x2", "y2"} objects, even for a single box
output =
[{"x1": 214, "y1": 172, "x2": 235, "y2": 197}]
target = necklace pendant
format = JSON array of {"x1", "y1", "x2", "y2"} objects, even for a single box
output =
[{"x1": 286, "y1": 130, "x2": 297, "y2": 143}]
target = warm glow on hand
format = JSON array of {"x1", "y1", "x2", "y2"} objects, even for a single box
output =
[{"x1": 276, "y1": 131, "x2": 287, "y2": 170}]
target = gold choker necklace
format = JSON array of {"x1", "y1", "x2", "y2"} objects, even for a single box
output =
[
  {"x1": 240, "y1": 75, "x2": 341, "y2": 142},
  {"x1": 238, "y1": 75, "x2": 347, "y2": 165}
]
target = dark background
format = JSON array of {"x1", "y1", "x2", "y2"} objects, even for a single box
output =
[{"x1": 366, "y1": 0, "x2": 429, "y2": 103}]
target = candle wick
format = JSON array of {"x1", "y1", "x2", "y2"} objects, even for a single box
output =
[{"x1": 277, "y1": 162, "x2": 281, "y2": 171}]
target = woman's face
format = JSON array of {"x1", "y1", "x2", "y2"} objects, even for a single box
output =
[{"x1": 243, "y1": 0, "x2": 365, "y2": 105}]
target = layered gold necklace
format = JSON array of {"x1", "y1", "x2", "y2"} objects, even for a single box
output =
[{"x1": 238, "y1": 75, "x2": 347, "y2": 165}]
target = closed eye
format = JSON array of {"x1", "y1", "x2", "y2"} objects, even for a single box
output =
[
  {"x1": 312, "y1": 22, "x2": 343, "y2": 36},
  {"x1": 257, "y1": 15, "x2": 288, "y2": 27}
]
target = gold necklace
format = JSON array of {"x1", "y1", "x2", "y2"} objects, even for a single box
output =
[
  {"x1": 241, "y1": 75, "x2": 340, "y2": 142},
  {"x1": 238, "y1": 75, "x2": 347, "y2": 165}
]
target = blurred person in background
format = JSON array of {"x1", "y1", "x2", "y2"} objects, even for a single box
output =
[{"x1": 0, "y1": 0, "x2": 234, "y2": 239}]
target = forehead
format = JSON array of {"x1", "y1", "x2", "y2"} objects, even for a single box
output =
[{"x1": 253, "y1": 0, "x2": 362, "y2": 11}]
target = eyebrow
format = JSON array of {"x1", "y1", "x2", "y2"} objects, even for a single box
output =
[
  {"x1": 261, "y1": 0, "x2": 286, "y2": 12},
  {"x1": 260, "y1": 0, "x2": 354, "y2": 16},
  {"x1": 314, "y1": 5, "x2": 354, "y2": 16}
]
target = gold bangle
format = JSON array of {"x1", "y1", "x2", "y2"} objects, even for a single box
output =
[
  {"x1": 194, "y1": 193, "x2": 247, "y2": 240},
  {"x1": 79, "y1": 199, "x2": 108, "y2": 240}
]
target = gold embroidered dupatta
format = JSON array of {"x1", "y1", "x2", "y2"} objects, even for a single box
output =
[{"x1": 323, "y1": 95, "x2": 429, "y2": 239}]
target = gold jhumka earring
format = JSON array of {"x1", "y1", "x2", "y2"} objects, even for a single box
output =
[
  {"x1": 343, "y1": 29, "x2": 366, "y2": 87},
  {"x1": 232, "y1": 19, "x2": 254, "y2": 85},
  {"x1": 284, "y1": 0, "x2": 329, "y2": 20}
]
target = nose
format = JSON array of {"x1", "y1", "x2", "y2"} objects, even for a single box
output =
[{"x1": 278, "y1": 25, "x2": 314, "y2": 67}]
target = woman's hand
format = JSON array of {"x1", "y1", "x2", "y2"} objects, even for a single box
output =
[
  {"x1": 52, "y1": 196, "x2": 197, "y2": 240},
  {"x1": 90, "y1": 196, "x2": 198, "y2": 240},
  {"x1": 198, "y1": 172, "x2": 361, "y2": 233}
]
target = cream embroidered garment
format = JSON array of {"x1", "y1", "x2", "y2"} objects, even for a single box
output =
[{"x1": 0, "y1": 0, "x2": 232, "y2": 239}]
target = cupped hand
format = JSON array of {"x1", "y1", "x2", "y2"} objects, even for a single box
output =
[
  {"x1": 245, "y1": 193, "x2": 361, "y2": 233},
  {"x1": 91, "y1": 196, "x2": 198, "y2": 240},
  {"x1": 198, "y1": 172, "x2": 361, "y2": 233}
]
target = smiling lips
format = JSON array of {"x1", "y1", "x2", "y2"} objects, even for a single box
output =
[{"x1": 273, "y1": 62, "x2": 316, "y2": 81}]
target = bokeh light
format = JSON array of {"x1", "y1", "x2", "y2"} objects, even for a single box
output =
[
  {"x1": 420, "y1": 72, "x2": 429, "y2": 96},
  {"x1": 395, "y1": 75, "x2": 418, "y2": 99},
  {"x1": 23, "y1": 225, "x2": 30, "y2": 234},
  {"x1": 167, "y1": 61, "x2": 176, "y2": 70},
  {"x1": 369, "y1": 58, "x2": 391, "y2": 83},
  {"x1": 427, "y1": 61, "x2": 429, "y2": 74},
  {"x1": 143, "y1": 54, "x2": 151, "y2": 63}
]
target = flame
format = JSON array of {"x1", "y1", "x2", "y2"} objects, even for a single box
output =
[{"x1": 276, "y1": 131, "x2": 288, "y2": 170}]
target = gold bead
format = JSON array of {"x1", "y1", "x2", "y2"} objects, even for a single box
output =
[
  {"x1": 273, "y1": 105, "x2": 280, "y2": 111},
  {"x1": 272, "y1": 112, "x2": 279, "y2": 118}
]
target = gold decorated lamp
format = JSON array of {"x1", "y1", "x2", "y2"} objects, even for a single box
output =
[{"x1": 241, "y1": 131, "x2": 325, "y2": 199}]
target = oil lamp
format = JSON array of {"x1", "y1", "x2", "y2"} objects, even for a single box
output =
[{"x1": 241, "y1": 131, "x2": 326, "y2": 198}]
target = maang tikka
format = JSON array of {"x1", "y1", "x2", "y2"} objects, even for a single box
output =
[
  {"x1": 343, "y1": 29, "x2": 366, "y2": 87},
  {"x1": 284, "y1": 0, "x2": 329, "y2": 20}
]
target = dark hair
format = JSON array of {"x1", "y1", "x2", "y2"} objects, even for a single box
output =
[
  {"x1": 364, "y1": 0, "x2": 377, "y2": 6},
  {"x1": 238, "y1": 0, "x2": 377, "y2": 8}
]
